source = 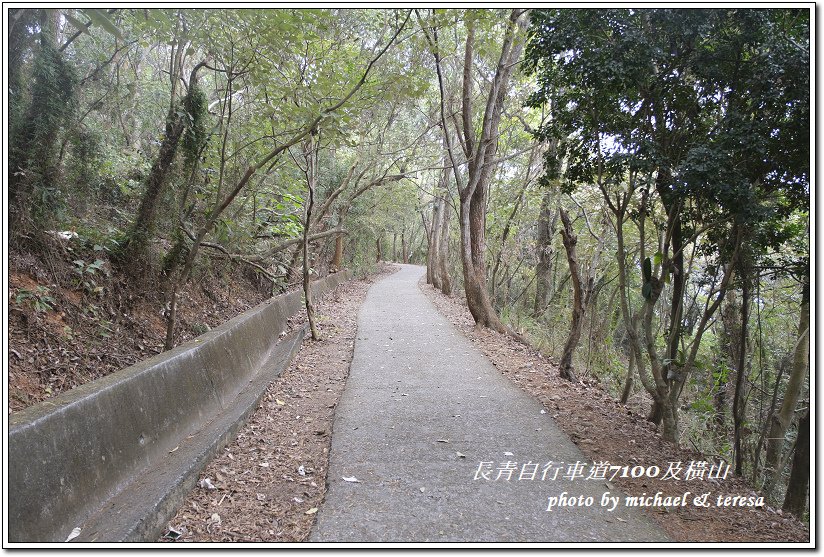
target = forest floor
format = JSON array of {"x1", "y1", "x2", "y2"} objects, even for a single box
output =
[
  {"x1": 420, "y1": 279, "x2": 809, "y2": 543},
  {"x1": 8, "y1": 238, "x2": 275, "y2": 413}
]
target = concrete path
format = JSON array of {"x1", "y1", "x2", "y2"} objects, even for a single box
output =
[{"x1": 311, "y1": 265, "x2": 669, "y2": 543}]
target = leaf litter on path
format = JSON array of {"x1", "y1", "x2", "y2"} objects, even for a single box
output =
[{"x1": 159, "y1": 266, "x2": 397, "y2": 542}]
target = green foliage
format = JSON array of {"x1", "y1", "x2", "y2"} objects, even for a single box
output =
[
  {"x1": 526, "y1": 8, "x2": 809, "y2": 265},
  {"x1": 181, "y1": 83, "x2": 210, "y2": 167},
  {"x1": 72, "y1": 258, "x2": 109, "y2": 295},
  {"x1": 14, "y1": 286, "x2": 57, "y2": 313},
  {"x1": 11, "y1": 32, "x2": 78, "y2": 225},
  {"x1": 83, "y1": 9, "x2": 124, "y2": 40}
]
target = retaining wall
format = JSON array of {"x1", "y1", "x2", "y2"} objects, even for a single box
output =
[{"x1": 8, "y1": 271, "x2": 351, "y2": 543}]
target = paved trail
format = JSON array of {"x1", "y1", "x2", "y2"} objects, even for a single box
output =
[{"x1": 311, "y1": 265, "x2": 668, "y2": 543}]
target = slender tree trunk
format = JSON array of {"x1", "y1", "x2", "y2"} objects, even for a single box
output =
[
  {"x1": 557, "y1": 207, "x2": 584, "y2": 381},
  {"x1": 431, "y1": 144, "x2": 452, "y2": 294},
  {"x1": 715, "y1": 291, "x2": 741, "y2": 429},
  {"x1": 620, "y1": 313, "x2": 642, "y2": 404},
  {"x1": 558, "y1": 207, "x2": 604, "y2": 381},
  {"x1": 287, "y1": 243, "x2": 303, "y2": 284},
  {"x1": 427, "y1": 199, "x2": 440, "y2": 285},
  {"x1": 753, "y1": 356, "x2": 786, "y2": 483},
  {"x1": 613, "y1": 196, "x2": 679, "y2": 443},
  {"x1": 782, "y1": 408, "x2": 810, "y2": 518},
  {"x1": 392, "y1": 233, "x2": 398, "y2": 262},
  {"x1": 647, "y1": 169, "x2": 686, "y2": 426},
  {"x1": 160, "y1": 229, "x2": 189, "y2": 350},
  {"x1": 408, "y1": 227, "x2": 418, "y2": 263},
  {"x1": 163, "y1": 276, "x2": 181, "y2": 350},
  {"x1": 376, "y1": 237, "x2": 382, "y2": 263},
  {"x1": 533, "y1": 188, "x2": 559, "y2": 317},
  {"x1": 331, "y1": 233, "x2": 344, "y2": 270},
  {"x1": 437, "y1": 197, "x2": 452, "y2": 295},
  {"x1": 733, "y1": 278, "x2": 750, "y2": 476},
  {"x1": 303, "y1": 136, "x2": 320, "y2": 340},
  {"x1": 401, "y1": 231, "x2": 409, "y2": 263},
  {"x1": 766, "y1": 280, "x2": 810, "y2": 480},
  {"x1": 162, "y1": 225, "x2": 211, "y2": 351},
  {"x1": 491, "y1": 179, "x2": 529, "y2": 303}
]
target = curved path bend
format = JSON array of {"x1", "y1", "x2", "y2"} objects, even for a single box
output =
[{"x1": 311, "y1": 265, "x2": 668, "y2": 543}]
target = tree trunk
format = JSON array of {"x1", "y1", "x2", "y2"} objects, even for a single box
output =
[
  {"x1": 732, "y1": 278, "x2": 750, "y2": 476},
  {"x1": 766, "y1": 279, "x2": 810, "y2": 480},
  {"x1": 752, "y1": 356, "x2": 787, "y2": 483},
  {"x1": 620, "y1": 313, "x2": 642, "y2": 404},
  {"x1": 715, "y1": 291, "x2": 741, "y2": 429},
  {"x1": 620, "y1": 345, "x2": 636, "y2": 405},
  {"x1": 612, "y1": 195, "x2": 679, "y2": 443},
  {"x1": 9, "y1": 10, "x2": 70, "y2": 229},
  {"x1": 427, "y1": 199, "x2": 440, "y2": 285},
  {"x1": 461, "y1": 188, "x2": 507, "y2": 332},
  {"x1": 408, "y1": 227, "x2": 419, "y2": 264},
  {"x1": 430, "y1": 144, "x2": 452, "y2": 294},
  {"x1": 660, "y1": 403, "x2": 679, "y2": 443},
  {"x1": 557, "y1": 207, "x2": 584, "y2": 382},
  {"x1": 160, "y1": 230, "x2": 189, "y2": 350},
  {"x1": 122, "y1": 58, "x2": 206, "y2": 268},
  {"x1": 123, "y1": 117, "x2": 185, "y2": 263},
  {"x1": 437, "y1": 197, "x2": 452, "y2": 296},
  {"x1": 782, "y1": 408, "x2": 810, "y2": 519},
  {"x1": 558, "y1": 206, "x2": 604, "y2": 381},
  {"x1": 288, "y1": 243, "x2": 303, "y2": 285},
  {"x1": 331, "y1": 232, "x2": 344, "y2": 270},
  {"x1": 303, "y1": 136, "x2": 320, "y2": 340},
  {"x1": 533, "y1": 188, "x2": 559, "y2": 317},
  {"x1": 491, "y1": 178, "x2": 529, "y2": 304},
  {"x1": 401, "y1": 231, "x2": 408, "y2": 263},
  {"x1": 376, "y1": 237, "x2": 382, "y2": 263},
  {"x1": 645, "y1": 168, "x2": 686, "y2": 426}
]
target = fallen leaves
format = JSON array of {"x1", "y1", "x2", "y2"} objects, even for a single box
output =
[
  {"x1": 160, "y1": 270, "x2": 391, "y2": 542},
  {"x1": 207, "y1": 513, "x2": 222, "y2": 530}
]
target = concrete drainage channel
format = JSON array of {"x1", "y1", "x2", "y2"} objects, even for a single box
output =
[{"x1": 8, "y1": 271, "x2": 351, "y2": 543}]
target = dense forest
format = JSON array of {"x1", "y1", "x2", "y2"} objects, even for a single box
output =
[{"x1": 7, "y1": 8, "x2": 810, "y2": 520}]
